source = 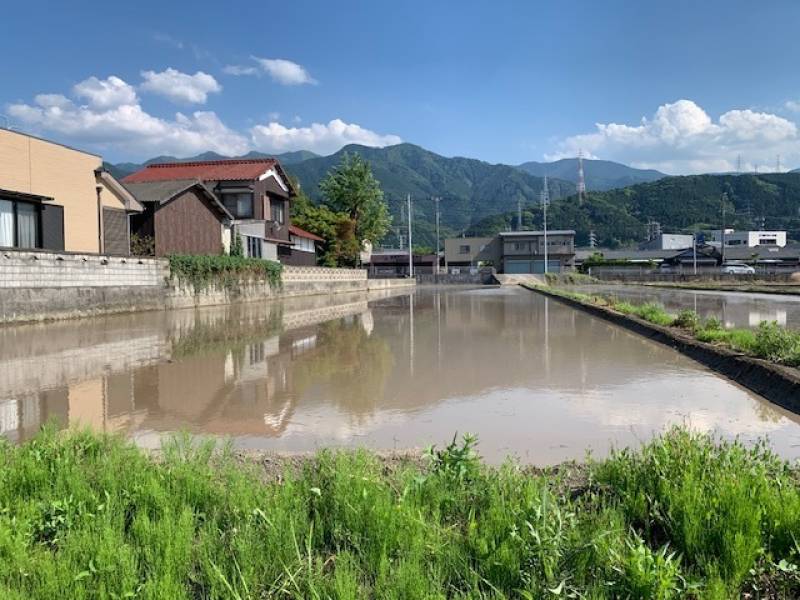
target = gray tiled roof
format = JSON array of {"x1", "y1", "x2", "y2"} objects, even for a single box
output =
[{"x1": 123, "y1": 179, "x2": 233, "y2": 220}]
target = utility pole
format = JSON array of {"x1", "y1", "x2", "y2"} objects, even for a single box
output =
[
  {"x1": 777, "y1": 154, "x2": 782, "y2": 174},
  {"x1": 434, "y1": 196, "x2": 441, "y2": 275},
  {"x1": 399, "y1": 204, "x2": 405, "y2": 250},
  {"x1": 721, "y1": 192, "x2": 727, "y2": 265},
  {"x1": 542, "y1": 175, "x2": 550, "y2": 274},
  {"x1": 517, "y1": 197, "x2": 523, "y2": 231},
  {"x1": 693, "y1": 232, "x2": 697, "y2": 275},
  {"x1": 407, "y1": 194, "x2": 413, "y2": 278}
]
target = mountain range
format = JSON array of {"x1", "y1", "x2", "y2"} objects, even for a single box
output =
[
  {"x1": 108, "y1": 144, "x2": 664, "y2": 247},
  {"x1": 468, "y1": 172, "x2": 800, "y2": 248},
  {"x1": 516, "y1": 158, "x2": 665, "y2": 191}
]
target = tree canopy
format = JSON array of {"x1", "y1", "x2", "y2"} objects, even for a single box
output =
[{"x1": 318, "y1": 153, "x2": 391, "y2": 246}]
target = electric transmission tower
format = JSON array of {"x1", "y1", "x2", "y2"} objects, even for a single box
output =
[{"x1": 577, "y1": 149, "x2": 586, "y2": 205}]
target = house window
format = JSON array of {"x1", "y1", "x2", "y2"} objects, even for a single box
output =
[
  {"x1": 222, "y1": 193, "x2": 253, "y2": 218},
  {"x1": 514, "y1": 242, "x2": 526, "y2": 250},
  {"x1": 246, "y1": 236, "x2": 262, "y2": 258},
  {"x1": 759, "y1": 238, "x2": 776, "y2": 245},
  {"x1": 459, "y1": 245, "x2": 470, "y2": 254},
  {"x1": 0, "y1": 198, "x2": 40, "y2": 249},
  {"x1": 270, "y1": 199, "x2": 285, "y2": 225}
]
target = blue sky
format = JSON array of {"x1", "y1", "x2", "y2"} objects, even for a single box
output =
[{"x1": 2, "y1": 0, "x2": 800, "y2": 173}]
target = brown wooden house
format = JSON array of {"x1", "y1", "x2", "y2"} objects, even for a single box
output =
[
  {"x1": 123, "y1": 158, "x2": 296, "y2": 260},
  {"x1": 124, "y1": 179, "x2": 233, "y2": 256}
]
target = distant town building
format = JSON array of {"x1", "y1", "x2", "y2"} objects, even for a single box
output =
[
  {"x1": 443, "y1": 236, "x2": 500, "y2": 268},
  {"x1": 366, "y1": 248, "x2": 438, "y2": 277},
  {"x1": 0, "y1": 128, "x2": 142, "y2": 254},
  {"x1": 443, "y1": 231, "x2": 576, "y2": 274},
  {"x1": 708, "y1": 229, "x2": 787, "y2": 248},
  {"x1": 498, "y1": 230, "x2": 576, "y2": 274},
  {"x1": 640, "y1": 233, "x2": 694, "y2": 251}
]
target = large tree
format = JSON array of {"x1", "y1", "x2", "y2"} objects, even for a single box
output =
[
  {"x1": 291, "y1": 181, "x2": 360, "y2": 267},
  {"x1": 319, "y1": 153, "x2": 391, "y2": 246}
]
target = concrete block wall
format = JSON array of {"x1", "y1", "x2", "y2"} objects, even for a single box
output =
[
  {"x1": 0, "y1": 249, "x2": 167, "y2": 288},
  {"x1": 282, "y1": 266, "x2": 367, "y2": 282},
  {"x1": 0, "y1": 253, "x2": 414, "y2": 324}
]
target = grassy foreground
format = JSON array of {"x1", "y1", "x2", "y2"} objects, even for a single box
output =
[
  {"x1": 1, "y1": 429, "x2": 800, "y2": 598},
  {"x1": 530, "y1": 284, "x2": 800, "y2": 368}
]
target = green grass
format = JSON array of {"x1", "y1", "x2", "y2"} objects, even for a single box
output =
[
  {"x1": 2, "y1": 427, "x2": 800, "y2": 598},
  {"x1": 526, "y1": 283, "x2": 800, "y2": 368},
  {"x1": 168, "y1": 254, "x2": 283, "y2": 291}
]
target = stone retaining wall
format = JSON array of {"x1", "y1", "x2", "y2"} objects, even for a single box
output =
[{"x1": 0, "y1": 249, "x2": 414, "y2": 324}]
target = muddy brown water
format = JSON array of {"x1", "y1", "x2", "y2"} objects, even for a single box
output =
[{"x1": 2, "y1": 285, "x2": 800, "y2": 464}]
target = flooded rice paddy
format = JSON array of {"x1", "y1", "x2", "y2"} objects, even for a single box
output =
[{"x1": 2, "y1": 285, "x2": 799, "y2": 464}]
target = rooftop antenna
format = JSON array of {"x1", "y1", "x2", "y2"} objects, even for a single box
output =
[{"x1": 577, "y1": 149, "x2": 586, "y2": 205}]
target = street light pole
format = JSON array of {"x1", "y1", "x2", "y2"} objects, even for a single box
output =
[
  {"x1": 542, "y1": 176, "x2": 549, "y2": 275},
  {"x1": 407, "y1": 193, "x2": 413, "y2": 278},
  {"x1": 434, "y1": 196, "x2": 440, "y2": 276},
  {"x1": 721, "y1": 192, "x2": 727, "y2": 266}
]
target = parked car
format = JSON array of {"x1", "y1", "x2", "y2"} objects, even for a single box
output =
[{"x1": 721, "y1": 263, "x2": 755, "y2": 275}]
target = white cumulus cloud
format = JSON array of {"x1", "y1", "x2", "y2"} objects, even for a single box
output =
[
  {"x1": 6, "y1": 76, "x2": 401, "y2": 160},
  {"x1": 225, "y1": 57, "x2": 316, "y2": 85},
  {"x1": 222, "y1": 64, "x2": 258, "y2": 76},
  {"x1": 785, "y1": 100, "x2": 800, "y2": 113},
  {"x1": 250, "y1": 118, "x2": 401, "y2": 155},
  {"x1": 73, "y1": 75, "x2": 138, "y2": 109},
  {"x1": 140, "y1": 68, "x2": 221, "y2": 104},
  {"x1": 8, "y1": 77, "x2": 248, "y2": 157},
  {"x1": 548, "y1": 99, "x2": 799, "y2": 174}
]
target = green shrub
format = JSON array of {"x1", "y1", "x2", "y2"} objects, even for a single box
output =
[
  {"x1": 672, "y1": 309, "x2": 701, "y2": 332},
  {"x1": 751, "y1": 321, "x2": 800, "y2": 366},
  {"x1": 168, "y1": 254, "x2": 282, "y2": 291}
]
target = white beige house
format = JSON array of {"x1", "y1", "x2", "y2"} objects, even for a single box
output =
[{"x1": 0, "y1": 128, "x2": 141, "y2": 254}]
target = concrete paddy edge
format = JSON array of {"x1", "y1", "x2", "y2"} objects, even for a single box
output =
[{"x1": 522, "y1": 284, "x2": 800, "y2": 414}]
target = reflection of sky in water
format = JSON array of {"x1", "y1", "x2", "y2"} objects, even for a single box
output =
[
  {"x1": 1, "y1": 286, "x2": 800, "y2": 465},
  {"x1": 574, "y1": 284, "x2": 800, "y2": 329}
]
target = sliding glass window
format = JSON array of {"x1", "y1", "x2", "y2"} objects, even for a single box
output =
[
  {"x1": 0, "y1": 200, "x2": 13, "y2": 247},
  {"x1": 0, "y1": 198, "x2": 40, "y2": 248}
]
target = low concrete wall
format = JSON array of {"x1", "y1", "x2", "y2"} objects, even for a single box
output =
[
  {"x1": 524, "y1": 285, "x2": 800, "y2": 413},
  {"x1": 589, "y1": 268, "x2": 796, "y2": 283},
  {"x1": 415, "y1": 271, "x2": 497, "y2": 285},
  {"x1": 0, "y1": 249, "x2": 167, "y2": 288},
  {"x1": 0, "y1": 250, "x2": 415, "y2": 324},
  {"x1": 167, "y1": 267, "x2": 413, "y2": 310}
]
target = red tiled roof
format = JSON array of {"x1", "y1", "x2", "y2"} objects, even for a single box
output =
[
  {"x1": 289, "y1": 225, "x2": 324, "y2": 242},
  {"x1": 122, "y1": 159, "x2": 278, "y2": 183}
]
